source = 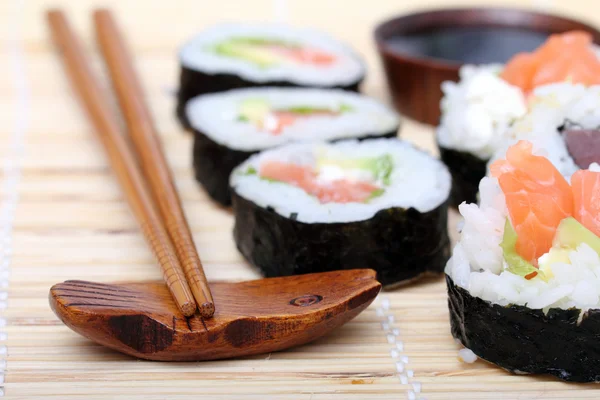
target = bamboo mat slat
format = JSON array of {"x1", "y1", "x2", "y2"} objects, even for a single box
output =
[{"x1": 2, "y1": 0, "x2": 600, "y2": 399}]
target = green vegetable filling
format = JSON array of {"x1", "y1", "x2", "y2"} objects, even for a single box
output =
[
  {"x1": 284, "y1": 104, "x2": 353, "y2": 114},
  {"x1": 553, "y1": 217, "x2": 600, "y2": 255},
  {"x1": 242, "y1": 166, "x2": 257, "y2": 175},
  {"x1": 237, "y1": 98, "x2": 353, "y2": 124},
  {"x1": 238, "y1": 99, "x2": 271, "y2": 123},
  {"x1": 501, "y1": 218, "x2": 545, "y2": 280},
  {"x1": 316, "y1": 153, "x2": 393, "y2": 186},
  {"x1": 242, "y1": 152, "x2": 391, "y2": 204},
  {"x1": 224, "y1": 37, "x2": 299, "y2": 47},
  {"x1": 211, "y1": 37, "x2": 298, "y2": 67},
  {"x1": 501, "y1": 217, "x2": 600, "y2": 281},
  {"x1": 366, "y1": 188, "x2": 385, "y2": 202}
]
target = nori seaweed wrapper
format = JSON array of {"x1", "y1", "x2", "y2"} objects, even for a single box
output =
[
  {"x1": 192, "y1": 130, "x2": 254, "y2": 206},
  {"x1": 438, "y1": 145, "x2": 488, "y2": 208},
  {"x1": 231, "y1": 192, "x2": 450, "y2": 287},
  {"x1": 447, "y1": 274, "x2": 600, "y2": 382},
  {"x1": 177, "y1": 65, "x2": 363, "y2": 129},
  {"x1": 193, "y1": 130, "x2": 399, "y2": 207}
]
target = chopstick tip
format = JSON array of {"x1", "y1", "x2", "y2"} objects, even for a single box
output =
[
  {"x1": 181, "y1": 301, "x2": 197, "y2": 318},
  {"x1": 200, "y1": 303, "x2": 216, "y2": 319},
  {"x1": 46, "y1": 8, "x2": 64, "y2": 22},
  {"x1": 92, "y1": 8, "x2": 112, "y2": 20}
]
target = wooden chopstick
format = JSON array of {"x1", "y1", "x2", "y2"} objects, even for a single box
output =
[
  {"x1": 93, "y1": 10, "x2": 215, "y2": 318},
  {"x1": 46, "y1": 10, "x2": 197, "y2": 317}
]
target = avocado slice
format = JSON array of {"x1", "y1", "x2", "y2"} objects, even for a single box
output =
[
  {"x1": 316, "y1": 153, "x2": 393, "y2": 185},
  {"x1": 366, "y1": 188, "x2": 385, "y2": 202},
  {"x1": 212, "y1": 38, "x2": 283, "y2": 67},
  {"x1": 500, "y1": 218, "x2": 545, "y2": 280},
  {"x1": 227, "y1": 37, "x2": 298, "y2": 47},
  {"x1": 238, "y1": 99, "x2": 271, "y2": 123},
  {"x1": 537, "y1": 217, "x2": 600, "y2": 279},
  {"x1": 240, "y1": 166, "x2": 257, "y2": 176},
  {"x1": 285, "y1": 106, "x2": 330, "y2": 115},
  {"x1": 553, "y1": 217, "x2": 600, "y2": 255},
  {"x1": 237, "y1": 100, "x2": 352, "y2": 126},
  {"x1": 285, "y1": 104, "x2": 353, "y2": 115}
]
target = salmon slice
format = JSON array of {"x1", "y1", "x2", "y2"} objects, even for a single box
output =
[
  {"x1": 268, "y1": 45, "x2": 336, "y2": 65},
  {"x1": 263, "y1": 111, "x2": 298, "y2": 135},
  {"x1": 501, "y1": 31, "x2": 600, "y2": 92},
  {"x1": 572, "y1": 170, "x2": 600, "y2": 237},
  {"x1": 260, "y1": 161, "x2": 380, "y2": 204},
  {"x1": 263, "y1": 110, "x2": 339, "y2": 135},
  {"x1": 260, "y1": 161, "x2": 313, "y2": 187},
  {"x1": 490, "y1": 141, "x2": 574, "y2": 262},
  {"x1": 533, "y1": 52, "x2": 600, "y2": 88},
  {"x1": 531, "y1": 53, "x2": 574, "y2": 88},
  {"x1": 501, "y1": 53, "x2": 539, "y2": 93},
  {"x1": 535, "y1": 31, "x2": 592, "y2": 61}
]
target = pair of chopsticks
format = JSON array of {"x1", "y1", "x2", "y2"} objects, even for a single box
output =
[{"x1": 47, "y1": 9, "x2": 215, "y2": 318}]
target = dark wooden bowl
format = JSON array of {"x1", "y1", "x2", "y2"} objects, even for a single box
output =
[{"x1": 374, "y1": 7, "x2": 600, "y2": 125}]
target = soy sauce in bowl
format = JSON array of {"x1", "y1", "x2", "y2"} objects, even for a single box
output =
[{"x1": 386, "y1": 26, "x2": 548, "y2": 65}]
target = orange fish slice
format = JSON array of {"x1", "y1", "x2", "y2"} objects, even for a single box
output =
[
  {"x1": 260, "y1": 161, "x2": 380, "y2": 204},
  {"x1": 490, "y1": 141, "x2": 574, "y2": 262},
  {"x1": 501, "y1": 31, "x2": 600, "y2": 92},
  {"x1": 501, "y1": 52, "x2": 538, "y2": 93},
  {"x1": 268, "y1": 45, "x2": 336, "y2": 65},
  {"x1": 572, "y1": 170, "x2": 600, "y2": 237}
]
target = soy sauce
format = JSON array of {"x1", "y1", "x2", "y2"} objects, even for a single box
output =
[{"x1": 386, "y1": 27, "x2": 549, "y2": 64}]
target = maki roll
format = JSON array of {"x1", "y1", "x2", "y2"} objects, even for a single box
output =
[
  {"x1": 437, "y1": 31, "x2": 600, "y2": 206},
  {"x1": 447, "y1": 139, "x2": 600, "y2": 382},
  {"x1": 188, "y1": 87, "x2": 400, "y2": 205},
  {"x1": 230, "y1": 138, "x2": 451, "y2": 287},
  {"x1": 177, "y1": 24, "x2": 365, "y2": 128}
]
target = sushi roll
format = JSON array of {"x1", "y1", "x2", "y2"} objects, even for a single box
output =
[
  {"x1": 188, "y1": 87, "x2": 400, "y2": 205},
  {"x1": 446, "y1": 140, "x2": 600, "y2": 382},
  {"x1": 437, "y1": 31, "x2": 600, "y2": 206},
  {"x1": 230, "y1": 138, "x2": 451, "y2": 287},
  {"x1": 177, "y1": 24, "x2": 365, "y2": 129}
]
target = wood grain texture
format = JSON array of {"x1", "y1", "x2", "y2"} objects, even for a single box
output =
[
  {"x1": 49, "y1": 270, "x2": 380, "y2": 361},
  {"x1": 46, "y1": 10, "x2": 196, "y2": 316},
  {"x1": 4, "y1": 0, "x2": 600, "y2": 398},
  {"x1": 93, "y1": 9, "x2": 215, "y2": 318}
]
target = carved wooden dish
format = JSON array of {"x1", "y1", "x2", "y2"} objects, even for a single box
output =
[{"x1": 50, "y1": 269, "x2": 381, "y2": 361}]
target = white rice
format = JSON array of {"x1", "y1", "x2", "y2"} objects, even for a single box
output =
[
  {"x1": 437, "y1": 64, "x2": 527, "y2": 159},
  {"x1": 230, "y1": 138, "x2": 451, "y2": 223},
  {"x1": 186, "y1": 87, "x2": 400, "y2": 151},
  {"x1": 458, "y1": 348, "x2": 478, "y2": 363},
  {"x1": 438, "y1": 61, "x2": 600, "y2": 169},
  {"x1": 179, "y1": 23, "x2": 364, "y2": 86},
  {"x1": 446, "y1": 175, "x2": 600, "y2": 312}
]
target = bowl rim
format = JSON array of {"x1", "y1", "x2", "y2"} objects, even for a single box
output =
[{"x1": 373, "y1": 6, "x2": 600, "y2": 72}]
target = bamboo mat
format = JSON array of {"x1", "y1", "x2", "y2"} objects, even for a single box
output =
[{"x1": 3, "y1": 0, "x2": 600, "y2": 398}]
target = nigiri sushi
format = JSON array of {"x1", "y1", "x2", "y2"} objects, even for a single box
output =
[
  {"x1": 446, "y1": 140, "x2": 600, "y2": 382},
  {"x1": 437, "y1": 31, "x2": 600, "y2": 206}
]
